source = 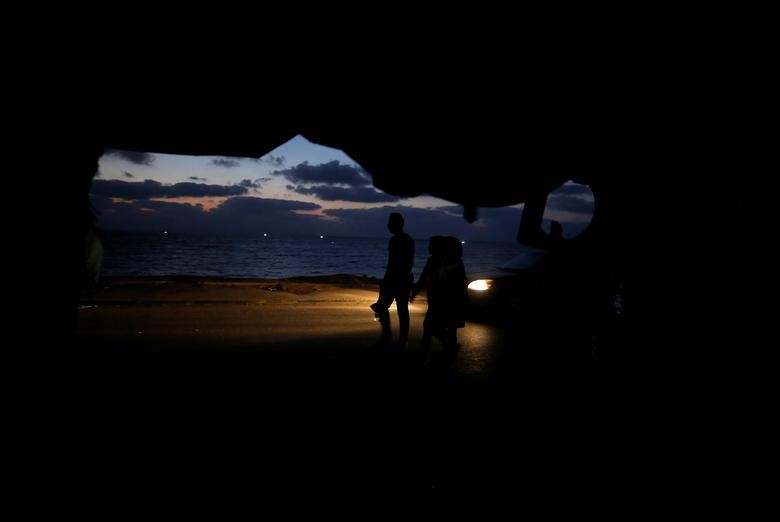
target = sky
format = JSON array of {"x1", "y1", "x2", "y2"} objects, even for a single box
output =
[{"x1": 92, "y1": 135, "x2": 594, "y2": 242}]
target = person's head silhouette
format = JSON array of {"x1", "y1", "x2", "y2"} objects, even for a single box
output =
[
  {"x1": 387, "y1": 212, "x2": 404, "y2": 235},
  {"x1": 429, "y1": 235, "x2": 446, "y2": 256},
  {"x1": 445, "y1": 236, "x2": 463, "y2": 259}
]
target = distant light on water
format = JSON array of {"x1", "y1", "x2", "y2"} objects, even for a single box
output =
[
  {"x1": 263, "y1": 233, "x2": 268, "y2": 237},
  {"x1": 163, "y1": 231, "x2": 168, "y2": 235},
  {"x1": 461, "y1": 240, "x2": 465, "y2": 244},
  {"x1": 100, "y1": 231, "x2": 527, "y2": 280},
  {"x1": 320, "y1": 235, "x2": 324, "y2": 239}
]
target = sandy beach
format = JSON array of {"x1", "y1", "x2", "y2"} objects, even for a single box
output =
[
  {"x1": 77, "y1": 275, "x2": 510, "y2": 379},
  {"x1": 78, "y1": 275, "x2": 389, "y2": 349},
  {"x1": 70, "y1": 275, "x2": 611, "y2": 490}
]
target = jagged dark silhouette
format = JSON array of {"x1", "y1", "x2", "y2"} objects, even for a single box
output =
[
  {"x1": 27, "y1": 62, "x2": 692, "y2": 498},
  {"x1": 18, "y1": 29, "x2": 758, "y2": 500}
]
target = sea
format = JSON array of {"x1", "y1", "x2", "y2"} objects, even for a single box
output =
[{"x1": 99, "y1": 231, "x2": 533, "y2": 280}]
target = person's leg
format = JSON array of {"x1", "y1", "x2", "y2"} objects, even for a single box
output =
[
  {"x1": 442, "y1": 328, "x2": 461, "y2": 360},
  {"x1": 375, "y1": 285, "x2": 396, "y2": 344},
  {"x1": 370, "y1": 280, "x2": 391, "y2": 314},
  {"x1": 396, "y1": 295, "x2": 410, "y2": 347},
  {"x1": 377, "y1": 310, "x2": 392, "y2": 343},
  {"x1": 449, "y1": 327, "x2": 460, "y2": 350},
  {"x1": 419, "y1": 316, "x2": 433, "y2": 360}
]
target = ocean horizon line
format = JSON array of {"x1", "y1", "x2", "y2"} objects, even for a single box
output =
[
  {"x1": 98, "y1": 228, "x2": 520, "y2": 243},
  {"x1": 99, "y1": 273, "x2": 382, "y2": 281}
]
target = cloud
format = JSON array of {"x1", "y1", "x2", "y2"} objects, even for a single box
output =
[
  {"x1": 211, "y1": 158, "x2": 241, "y2": 168},
  {"x1": 254, "y1": 154, "x2": 286, "y2": 167},
  {"x1": 288, "y1": 184, "x2": 400, "y2": 203},
  {"x1": 238, "y1": 178, "x2": 271, "y2": 192},
  {"x1": 91, "y1": 179, "x2": 248, "y2": 199},
  {"x1": 551, "y1": 183, "x2": 593, "y2": 196},
  {"x1": 123, "y1": 172, "x2": 135, "y2": 178},
  {"x1": 104, "y1": 149, "x2": 156, "y2": 166},
  {"x1": 188, "y1": 176, "x2": 208, "y2": 181},
  {"x1": 91, "y1": 195, "x2": 211, "y2": 232},
  {"x1": 274, "y1": 160, "x2": 370, "y2": 186},
  {"x1": 92, "y1": 195, "x2": 327, "y2": 236},
  {"x1": 91, "y1": 196, "x2": 528, "y2": 242},
  {"x1": 211, "y1": 196, "x2": 320, "y2": 216},
  {"x1": 322, "y1": 205, "x2": 524, "y2": 242},
  {"x1": 546, "y1": 195, "x2": 595, "y2": 214}
]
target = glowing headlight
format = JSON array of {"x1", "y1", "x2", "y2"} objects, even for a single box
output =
[{"x1": 468, "y1": 279, "x2": 493, "y2": 291}]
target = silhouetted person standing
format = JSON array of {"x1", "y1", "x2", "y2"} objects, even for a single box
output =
[
  {"x1": 410, "y1": 236, "x2": 466, "y2": 362},
  {"x1": 438, "y1": 236, "x2": 467, "y2": 355},
  {"x1": 371, "y1": 212, "x2": 414, "y2": 348},
  {"x1": 410, "y1": 236, "x2": 446, "y2": 358}
]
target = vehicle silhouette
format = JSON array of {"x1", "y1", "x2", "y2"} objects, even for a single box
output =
[{"x1": 466, "y1": 246, "x2": 548, "y2": 322}]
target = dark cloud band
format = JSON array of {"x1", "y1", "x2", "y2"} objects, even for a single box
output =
[
  {"x1": 274, "y1": 160, "x2": 370, "y2": 186},
  {"x1": 104, "y1": 149, "x2": 156, "y2": 166},
  {"x1": 91, "y1": 179, "x2": 248, "y2": 199},
  {"x1": 211, "y1": 158, "x2": 241, "y2": 168},
  {"x1": 289, "y1": 184, "x2": 399, "y2": 203}
]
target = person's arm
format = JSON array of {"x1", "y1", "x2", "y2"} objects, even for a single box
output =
[
  {"x1": 385, "y1": 236, "x2": 398, "y2": 277},
  {"x1": 406, "y1": 236, "x2": 415, "y2": 276},
  {"x1": 410, "y1": 258, "x2": 432, "y2": 301}
]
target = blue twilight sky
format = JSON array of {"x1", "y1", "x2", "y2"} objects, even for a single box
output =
[{"x1": 92, "y1": 135, "x2": 594, "y2": 242}]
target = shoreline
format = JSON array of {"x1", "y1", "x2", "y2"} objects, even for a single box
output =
[
  {"x1": 99, "y1": 273, "x2": 381, "y2": 282},
  {"x1": 94, "y1": 273, "x2": 382, "y2": 289},
  {"x1": 82, "y1": 274, "x2": 387, "y2": 306}
]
